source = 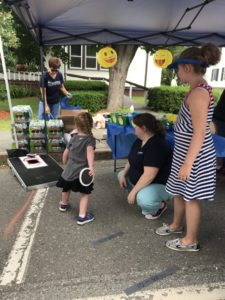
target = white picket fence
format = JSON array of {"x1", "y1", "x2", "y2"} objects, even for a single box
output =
[{"x1": 0, "y1": 70, "x2": 40, "y2": 81}]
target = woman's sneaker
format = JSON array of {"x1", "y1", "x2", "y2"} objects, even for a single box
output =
[
  {"x1": 155, "y1": 223, "x2": 184, "y2": 236},
  {"x1": 77, "y1": 212, "x2": 95, "y2": 225},
  {"x1": 59, "y1": 202, "x2": 70, "y2": 212},
  {"x1": 145, "y1": 201, "x2": 167, "y2": 220},
  {"x1": 166, "y1": 238, "x2": 200, "y2": 252}
]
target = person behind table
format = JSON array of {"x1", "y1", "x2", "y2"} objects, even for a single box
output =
[
  {"x1": 155, "y1": 43, "x2": 221, "y2": 252},
  {"x1": 118, "y1": 113, "x2": 173, "y2": 220},
  {"x1": 38, "y1": 57, "x2": 72, "y2": 120},
  {"x1": 56, "y1": 112, "x2": 96, "y2": 225},
  {"x1": 213, "y1": 89, "x2": 225, "y2": 171}
]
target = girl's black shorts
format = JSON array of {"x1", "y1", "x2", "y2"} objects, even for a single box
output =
[{"x1": 56, "y1": 176, "x2": 93, "y2": 194}]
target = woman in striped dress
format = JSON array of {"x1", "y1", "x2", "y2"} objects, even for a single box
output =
[{"x1": 155, "y1": 43, "x2": 221, "y2": 252}]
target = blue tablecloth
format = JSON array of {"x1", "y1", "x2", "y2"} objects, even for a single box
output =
[{"x1": 107, "y1": 122, "x2": 225, "y2": 159}]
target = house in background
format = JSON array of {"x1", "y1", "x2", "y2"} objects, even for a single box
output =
[
  {"x1": 63, "y1": 46, "x2": 162, "y2": 90},
  {"x1": 5, "y1": 45, "x2": 224, "y2": 92},
  {"x1": 205, "y1": 48, "x2": 225, "y2": 89},
  {"x1": 62, "y1": 45, "x2": 225, "y2": 90}
]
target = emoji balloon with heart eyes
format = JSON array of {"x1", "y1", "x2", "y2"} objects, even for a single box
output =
[
  {"x1": 153, "y1": 49, "x2": 173, "y2": 68},
  {"x1": 97, "y1": 47, "x2": 117, "y2": 68}
]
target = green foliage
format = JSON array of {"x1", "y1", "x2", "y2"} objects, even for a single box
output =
[
  {"x1": 65, "y1": 80, "x2": 108, "y2": 91},
  {"x1": 0, "y1": 10, "x2": 19, "y2": 49},
  {"x1": 0, "y1": 80, "x2": 108, "y2": 112},
  {"x1": 147, "y1": 86, "x2": 224, "y2": 113},
  {"x1": 0, "y1": 84, "x2": 39, "y2": 100},
  {"x1": 1, "y1": 3, "x2": 69, "y2": 71},
  {"x1": 70, "y1": 91, "x2": 108, "y2": 113},
  {"x1": 161, "y1": 69, "x2": 174, "y2": 86},
  {"x1": 63, "y1": 80, "x2": 108, "y2": 112},
  {"x1": 213, "y1": 89, "x2": 223, "y2": 105},
  {"x1": 0, "y1": 3, "x2": 20, "y2": 69},
  {"x1": 47, "y1": 46, "x2": 70, "y2": 65},
  {"x1": 0, "y1": 84, "x2": 6, "y2": 100},
  {"x1": 147, "y1": 86, "x2": 187, "y2": 113}
]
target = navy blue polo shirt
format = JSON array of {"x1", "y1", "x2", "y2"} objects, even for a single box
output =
[
  {"x1": 40, "y1": 71, "x2": 64, "y2": 104},
  {"x1": 128, "y1": 135, "x2": 172, "y2": 185}
]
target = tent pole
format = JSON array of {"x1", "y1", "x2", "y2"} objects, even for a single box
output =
[
  {"x1": 0, "y1": 35, "x2": 18, "y2": 149},
  {"x1": 39, "y1": 45, "x2": 48, "y2": 153}
]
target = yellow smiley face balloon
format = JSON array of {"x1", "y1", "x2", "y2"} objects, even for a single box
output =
[
  {"x1": 153, "y1": 49, "x2": 173, "y2": 68},
  {"x1": 97, "y1": 47, "x2": 117, "y2": 68}
]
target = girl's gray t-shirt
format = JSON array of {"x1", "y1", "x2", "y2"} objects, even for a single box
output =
[{"x1": 62, "y1": 134, "x2": 96, "y2": 181}]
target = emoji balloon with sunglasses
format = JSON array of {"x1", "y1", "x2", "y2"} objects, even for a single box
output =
[
  {"x1": 97, "y1": 47, "x2": 117, "y2": 68},
  {"x1": 153, "y1": 49, "x2": 173, "y2": 68}
]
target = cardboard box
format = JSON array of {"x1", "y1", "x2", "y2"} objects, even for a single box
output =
[{"x1": 59, "y1": 109, "x2": 88, "y2": 133}]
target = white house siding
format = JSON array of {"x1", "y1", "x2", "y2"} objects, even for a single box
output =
[
  {"x1": 65, "y1": 47, "x2": 161, "y2": 88},
  {"x1": 205, "y1": 48, "x2": 225, "y2": 89},
  {"x1": 127, "y1": 48, "x2": 162, "y2": 88}
]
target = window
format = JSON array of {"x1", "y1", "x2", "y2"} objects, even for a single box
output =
[
  {"x1": 69, "y1": 45, "x2": 98, "y2": 70},
  {"x1": 85, "y1": 45, "x2": 97, "y2": 69},
  {"x1": 211, "y1": 68, "x2": 219, "y2": 81},
  {"x1": 221, "y1": 68, "x2": 225, "y2": 81},
  {"x1": 70, "y1": 45, "x2": 83, "y2": 69}
]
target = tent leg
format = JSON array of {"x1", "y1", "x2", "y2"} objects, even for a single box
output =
[
  {"x1": 0, "y1": 35, "x2": 18, "y2": 149},
  {"x1": 40, "y1": 45, "x2": 48, "y2": 153}
]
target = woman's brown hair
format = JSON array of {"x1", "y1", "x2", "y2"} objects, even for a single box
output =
[
  {"x1": 132, "y1": 113, "x2": 165, "y2": 137},
  {"x1": 48, "y1": 57, "x2": 61, "y2": 70},
  {"x1": 179, "y1": 43, "x2": 221, "y2": 74}
]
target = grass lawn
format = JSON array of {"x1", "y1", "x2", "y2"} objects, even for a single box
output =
[{"x1": 132, "y1": 96, "x2": 145, "y2": 106}]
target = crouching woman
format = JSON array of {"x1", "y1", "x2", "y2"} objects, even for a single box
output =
[{"x1": 118, "y1": 113, "x2": 173, "y2": 220}]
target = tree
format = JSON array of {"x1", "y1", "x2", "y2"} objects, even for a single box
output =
[
  {"x1": 0, "y1": 2, "x2": 19, "y2": 69},
  {"x1": 107, "y1": 45, "x2": 161, "y2": 111},
  {"x1": 107, "y1": 45, "x2": 138, "y2": 111},
  {"x1": 11, "y1": 14, "x2": 70, "y2": 71},
  {"x1": 0, "y1": 2, "x2": 69, "y2": 71}
]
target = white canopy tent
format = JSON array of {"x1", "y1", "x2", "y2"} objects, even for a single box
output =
[{"x1": 5, "y1": 0, "x2": 225, "y2": 46}]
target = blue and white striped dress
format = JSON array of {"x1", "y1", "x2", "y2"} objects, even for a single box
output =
[{"x1": 166, "y1": 83, "x2": 216, "y2": 201}]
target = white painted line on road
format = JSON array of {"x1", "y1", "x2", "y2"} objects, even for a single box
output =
[
  {"x1": 75, "y1": 282, "x2": 225, "y2": 300},
  {"x1": 0, "y1": 188, "x2": 49, "y2": 286}
]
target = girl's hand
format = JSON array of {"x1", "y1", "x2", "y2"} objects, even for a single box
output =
[
  {"x1": 119, "y1": 175, "x2": 127, "y2": 189},
  {"x1": 127, "y1": 190, "x2": 136, "y2": 205},
  {"x1": 178, "y1": 163, "x2": 192, "y2": 181},
  {"x1": 89, "y1": 168, "x2": 95, "y2": 177}
]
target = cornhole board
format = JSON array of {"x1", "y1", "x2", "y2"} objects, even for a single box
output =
[{"x1": 7, "y1": 153, "x2": 63, "y2": 191}]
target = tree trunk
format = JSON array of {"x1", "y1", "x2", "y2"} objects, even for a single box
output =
[{"x1": 107, "y1": 45, "x2": 138, "y2": 111}]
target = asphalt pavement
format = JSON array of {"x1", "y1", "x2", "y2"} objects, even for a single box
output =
[
  {"x1": 1, "y1": 100, "x2": 225, "y2": 299},
  {"x1": 0, "y1": 160, "x2": 225, "y2": 299}
]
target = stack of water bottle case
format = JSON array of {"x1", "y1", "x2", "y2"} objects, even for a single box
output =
[{"x1": 12, "y1": 105, "x2": 66, "y2": 153}]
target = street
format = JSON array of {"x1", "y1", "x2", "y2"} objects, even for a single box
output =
[{"x1": 0, "y1": 160, "x2": 225, "y2": 299}]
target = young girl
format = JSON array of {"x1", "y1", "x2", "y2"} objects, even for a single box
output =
[
  {"x1": 155, "y1": 43, "x2": 221, "y2": 251},
  {"x1": 56, "y1": 112, "x2": 96, "y2": 225}
]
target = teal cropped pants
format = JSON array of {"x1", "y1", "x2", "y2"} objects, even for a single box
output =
[{"x1": 117, "y1": 171, "x2": 173, "y2": 215}]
